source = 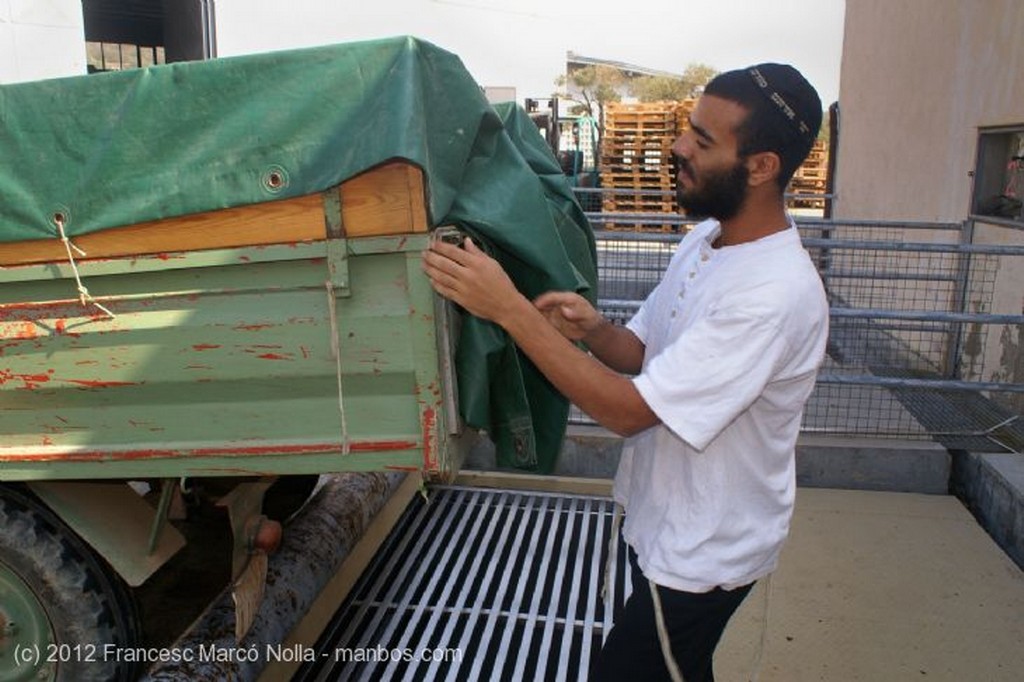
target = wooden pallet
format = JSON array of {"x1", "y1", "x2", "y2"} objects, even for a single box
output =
[
  {"x1": 603, "y1": 126, "x2": 676, "y2": 139},
  {"x1": 604, "y1": 130, "x2": 674, "y2": 140},
  {"x1": 794, "y1": 167, "x2": 827, "y2": 180},
  {"x1": 605, "y1": 102, "x2": 678, "y2": 114},
  {"x1": 602, "y1": 220, "x2": 681, "y2": 233},
  {"x1": 598, "y1": 173, "x2": 671, "y2": 186},
  {"x1": 600, "y1": 153, "x2": 672, "y2": 166},
  {"x1": 603, "y1": 206, "x2": 678, "y2": 217},
  {"x1": 601, "y1": 141, "x2": 672, "y2": 150}
]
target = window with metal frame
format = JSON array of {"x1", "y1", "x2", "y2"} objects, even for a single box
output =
[{"x1": 971, "y1": 126, "x2": 1024, "y2": 225}]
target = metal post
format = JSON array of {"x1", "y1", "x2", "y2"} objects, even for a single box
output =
[{"x1": 946, "y1": 218, "x2": 976, "y2": 378}]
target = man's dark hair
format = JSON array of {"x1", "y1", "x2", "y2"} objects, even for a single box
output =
[{"x1": 703, "y1": 63, "x2": 823, "y2": 191}]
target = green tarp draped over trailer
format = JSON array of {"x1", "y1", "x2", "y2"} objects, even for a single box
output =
[{"x1": 0, "y1": 36, "x2": 598, "y2": 473}]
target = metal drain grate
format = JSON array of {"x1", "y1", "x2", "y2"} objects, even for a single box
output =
[{"x1": 294, "y1": 486, "x2": 632, "y2": 681}]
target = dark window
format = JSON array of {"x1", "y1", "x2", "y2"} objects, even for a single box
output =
[
  {"x1": 971, "y1": 126, "x2": 1024, "y2": 224},
  {"x1": 81, "y1": 0, "x2": 214, "y2": 72},
  {"x1": 86, "y1": 42, "x2": 165, "y2": 73}
]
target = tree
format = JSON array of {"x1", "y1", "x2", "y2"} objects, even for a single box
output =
[
  {"x1": 629, "y1": 75, "x2": 689, "y2": 102},
  {"x1": 680, "y1": 63, "x2": 718, "y2": 97},
  {"x1": 554, "y1": 65, "x2": 625, "y2": 117},
  {"x1": 625, "y1": 62, "x2": 718, "y2": 103},
  {"x1": 629, "y1": 63, "x2": 718, "y2": 102}
]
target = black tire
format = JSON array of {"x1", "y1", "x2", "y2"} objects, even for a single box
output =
[{"x1": 0, "y1": 485, "x2": 141, "y2": 682}]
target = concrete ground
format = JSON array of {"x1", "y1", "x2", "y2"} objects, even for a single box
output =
[{"x1": 717, "y1": 488, "x2": 1024, "y2": 681}]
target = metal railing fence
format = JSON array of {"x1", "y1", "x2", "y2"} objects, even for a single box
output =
[{"x1": 569, "y1": 198, "x2": 1024, "y2": 453}]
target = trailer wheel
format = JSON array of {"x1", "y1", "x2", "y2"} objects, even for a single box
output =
[{"x1": 0, "y1": 486, "x2": 140, "y2": 682}]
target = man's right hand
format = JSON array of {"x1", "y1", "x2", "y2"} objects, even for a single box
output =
[
  {"x1": 534, "y1": 291, "x2": 645, "y2": 375},
  {"x1": 533, "y1": 291, "x2": 605, "y2": 342}
]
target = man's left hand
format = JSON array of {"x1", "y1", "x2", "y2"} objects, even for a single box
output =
[{"x1": 422, "y1": 236, "x2": 522, "y2": 324}]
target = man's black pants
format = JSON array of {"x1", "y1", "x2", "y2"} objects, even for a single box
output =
[{"x1": 591, "y1": 544, "x2": 754, "y2": 682}]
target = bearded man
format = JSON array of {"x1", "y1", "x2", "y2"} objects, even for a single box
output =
[{"x1": 423, "y1": 63, "x2": 828, "y2": 682}]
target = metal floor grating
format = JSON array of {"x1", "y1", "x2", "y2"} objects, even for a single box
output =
[{"x1": 293, "y1": 486, "x2": 632, "y2": 681}]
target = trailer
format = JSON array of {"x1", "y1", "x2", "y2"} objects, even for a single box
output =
[{"x1": 0, "y1": 36, "x2": 596, "y2": 681}]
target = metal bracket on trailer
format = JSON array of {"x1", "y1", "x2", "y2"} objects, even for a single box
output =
[{"x1": 323, "y1": 188, "x2": 350, "y2": 296}]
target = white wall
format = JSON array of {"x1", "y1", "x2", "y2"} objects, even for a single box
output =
[{"x1": 0, "y1": 0, "x2": 86, "y2": 84}]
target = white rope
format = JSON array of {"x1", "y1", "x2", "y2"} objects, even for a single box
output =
[
  {"x1": 650, "y1": 578, "x2": 686, "y2": 682},
  {"x1": 326, "y1": 281, "x2": 351, "y2": 455},
  {"x1": 601, "y1": 502, "x2": 623, "y2": 608},
  {"x1": 749, "y1": 573, "x2": 774, "y2": 682},
  {"x1": 55, "y1": 216, "x2": 115, "y2": 318}
]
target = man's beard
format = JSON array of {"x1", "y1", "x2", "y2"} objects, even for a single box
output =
[{"x1": 675, "y1": 158, "x2": 749, "y2": 221}]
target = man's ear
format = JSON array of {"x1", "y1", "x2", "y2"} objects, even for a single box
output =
[{"x1": 746, "y1": 151, "x2": 782, "y2": 187}]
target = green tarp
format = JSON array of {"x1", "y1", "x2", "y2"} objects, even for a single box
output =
[{"x1": 0, "y1": 36, "x2": 598, "y2": 473}]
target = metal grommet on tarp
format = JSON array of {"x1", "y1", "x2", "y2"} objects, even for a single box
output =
[
  {"x1": 49, "y1": 205, "x2": 115, "y2": 319},
  {"x1": 49, "y1": 205, "x2": 73, "y2": 234},
  {"x1": 260, "y1": 165, "x2": 290, "y2": 194}
]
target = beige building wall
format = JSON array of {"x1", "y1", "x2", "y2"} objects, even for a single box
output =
[
  {"x1": 0, "y1": 0, "x2": 86, "y2": 84},
  {"x1": 835, "y1": 0, "x2": 1024, "y2": 407},
  {"x1": 966, "y1": 220, "x2": 1024, "y2": 411},
  {"x1": 834, "y1": 0, "x2": 1024, "y2": 222}
]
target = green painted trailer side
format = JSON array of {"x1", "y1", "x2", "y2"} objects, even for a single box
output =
[
  {"x1": 0, "y1": 36, "x2": 598, "y2": 475},
  {"x1": 0, "y1": 234, "x2": 462, "y2": 481}
]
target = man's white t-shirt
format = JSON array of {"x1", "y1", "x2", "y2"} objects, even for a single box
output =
[{"x1": 614, "y1": 217, "x2": 829, "y2": 593}]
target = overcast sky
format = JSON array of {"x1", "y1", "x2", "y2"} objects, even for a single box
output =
[{"x1": 216, "y1": 0, "x2": 846, "y2": 105}]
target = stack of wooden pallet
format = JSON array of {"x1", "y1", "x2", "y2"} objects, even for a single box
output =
[
  {"x1": 789, "y1": 139, "x2": 828, "y2": 208},
  {"x1": 673, "y1": 98, "x2": 696, "y2": 139},
  {"x1": 599, "y1": 101, "x2": 683, "y2": 230}
]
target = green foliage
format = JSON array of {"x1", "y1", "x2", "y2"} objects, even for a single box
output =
[
  {"x1": 680, "y1": 63, "x2": 718, "y2": 96},
  {"x1": 554, "y1": 65, "x2": 624, "y2": 116},
  {"x1": 630, "y1": 75, "x2": 689, "y2": 102},
  {"x1": 630, "y1": 63, "x2": 719, "y2": 102}
]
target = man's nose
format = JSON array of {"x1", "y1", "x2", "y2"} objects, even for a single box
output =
[{"x1": 671, "y1": 133, "x2": 691, "y2": 161}]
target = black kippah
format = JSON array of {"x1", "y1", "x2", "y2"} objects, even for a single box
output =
[{"x1": 746, "y1": 63, "x2": 821, "y2": 142}]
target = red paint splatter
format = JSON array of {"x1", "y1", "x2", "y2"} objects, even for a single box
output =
[
  {"x1": 349, "y1": 440, "x2": 419, "y2": 452},
  {"x1": 0, "y1": 369, "x2": 53, "y2": 390},
  {"x1": 421, "y1": 406, "x2": 437, "y2": 471},
  {"x1": 256, "y1": 353, "x2": 291, "y2": 360},
  {"x1": 0, "y1": 439, "x2": 418, "y2": 462},
  {"x1": 55, "y1": 319, "x2": 67, "y2": 334},
  {"x1": 66, "y1": 379, "x2": 138, "y2": 388},
  {"x1": 192, "y1": 344, "x2": 221, "y2": 351},
  {"x1": 234, "y1": 323, "x2": 273, "y2": 331},
  {"x1": 12, "y1": 323, "x2": 38, "y2": 340}
]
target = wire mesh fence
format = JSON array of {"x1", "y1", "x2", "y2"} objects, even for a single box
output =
[{"x1": 570, "y1": 201, "x2": 1024, "y2": 453}]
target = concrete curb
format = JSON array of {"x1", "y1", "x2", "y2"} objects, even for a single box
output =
[
  {"x1": 952, "y1": 451, "x2": 1024, "y2": 570},
  {"x1": 468, "y1": 427, "x2": 954, "y2": 494}
]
